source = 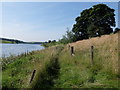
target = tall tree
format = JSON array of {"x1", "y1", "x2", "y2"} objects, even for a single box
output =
[
  {"x1": 72, "y1": 4, "x2": 116, "y2": 40},
  {"x1": 88, "y1": 4, "x2": 115, "y2": 36}
]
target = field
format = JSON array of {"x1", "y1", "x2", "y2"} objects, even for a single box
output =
[{"x1": 1, "y1": 32, "x2": 120, "y2": 89}]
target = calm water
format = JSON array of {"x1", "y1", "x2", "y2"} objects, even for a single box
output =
[{"x1": 0, "y1": 44, "x2": 44, "y2": 57}]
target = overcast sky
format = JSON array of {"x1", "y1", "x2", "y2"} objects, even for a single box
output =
[{"x1": 1, "y1": 2, "x2": 119, "y2": 42}]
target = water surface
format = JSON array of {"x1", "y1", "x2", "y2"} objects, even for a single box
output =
[{"x1": 0, "y1": 44, "x2": 44, "y2": 57}]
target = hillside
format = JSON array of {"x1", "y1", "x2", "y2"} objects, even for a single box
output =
[
  {"x1": 54, "y1": 33, "x2": 119, "y2": 88},
  {"x1": 0, "y1": 38, "x2": 44, "y2": 44},
  {"x1": 2, "y1": 33, "x2": 120, "y2": 89},
  {"x1": 0, "y1": 38, "x2": 25, "y2": 44}
]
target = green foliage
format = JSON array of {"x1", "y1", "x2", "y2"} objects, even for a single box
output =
[
  {"x1": 72, "y1": 4, "x2": 115, "y2": 40},
  {"x1": 2, "y1": 34, "x2": 120, "y2": 88},
  {"x1": 59, "y1": 4, "x2": 116, "y2": 44},
  {"x1": 54, "y1": 44, "x2": 119, "y2": 88},
  {"x1": 42, "y1": 29, "x2": 76, "y2": 47},
  {"x1": 42, "y1": 41, "x2": 62, "y2": 48},
  {"x1": 114, "y1": 28, "x2": 120, "y2": 33},
  {"x1": 48, "y1": 40, "x2": 52, "y2": 43},
  {"x1": 59, "y1": 29, "x2": 76, "y2": 44},
  {"x1": 2, "y1": 45, "x2": 64, "y2": 88},
  {"x1": 0, "y1": 40, "x2": 13, "y2": 44},
  {"x1": 32, "y1": 56, "x2": 60, "y2": 88},
  {"x1": 1, "y1": 3, "x2": 118, "y2": 88}
]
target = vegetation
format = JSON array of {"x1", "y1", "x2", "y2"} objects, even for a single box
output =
[
  {"x1": 0, "y1": 40, "x2": 13, "y2": 44},
  {"x1": 54, "y1": 33, "x2": 119, "y2": 88},
  {"x1": 1, "y1": 3, "x2": 119, "y2": 89},
  {"x1": 0, "y1": 38, "x2": 45, "y2": 44},
  {"x1": 2, "y1": 45, "x2": 64, "y2": 88},
  {"x1": 42, "y1": 40, "x2": 62, "y2": 48},
  {"x1": 0, "y1": 38, "x2": 25, "y2": 44},
  {"x1": 59, "y1": 28, "x2": 75, "y2": 44},
  {"x1": 43, "y1": 4, "x2": 117, "y2": 47},
  {"x1": 72, "y1": 4, "x2": 115, "y2": 40},
  {"x1": 2, "y1": 33, "x2": 120, "y2": 89},
  {"x1": 31, "y1": 46, "x2": 63, "y2": 89},
  {"x1": 114, "y1": 28, "x2": 120, "y2": 34}
]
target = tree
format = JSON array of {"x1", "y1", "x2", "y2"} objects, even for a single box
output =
[
  {"x1": 52, "y1": 40, "x2": 56, "y2": 43},
  {"x1": 114, "y1": 28, "x2": 120, "y2": 33},
  {"x1": 72, "y1": 4, "x2": 116, "y2": 40},
  {"x1": 72, "y1": 11, "x2": 89, "y2": 40},
  {"x1": 66, "y1": 28, "x2": 76, "y2": 42},
  {"x1": 59, "y1": 35, "x2": 68, "y2": 44},
  {"x1": 88, "y1": 4, "x2": 115, "y2": 36},
  {"x1": 48, "y1": 40, "x2": 51, "y2": 43},
  {"x1": 15, "y1": 40, "x2": 19, "y2": 44},
  {"x1": 59, "y1": 28, "x2": 75, "y2": 44}
]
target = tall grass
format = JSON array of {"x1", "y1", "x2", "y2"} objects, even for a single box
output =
[
  {"x1": 2, "y1": 45, "x2": 64, "y2": 88},
  {"x1": 2, "y1": 33, "x2": 119, "y2": 88},
  {"x1": 53, "y1": 33, "x2": 119, "y2": 88}
]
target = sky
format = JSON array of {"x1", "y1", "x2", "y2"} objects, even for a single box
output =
[{"x1": 1, "y1": 2, "x2": 119, "y2": 42}]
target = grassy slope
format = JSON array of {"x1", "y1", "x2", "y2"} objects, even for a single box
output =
[
  {"x1": 2, "y1": 46, "x2": 64, "y2": 88},
  {"x1": 2, "y1": 33, "x2": 120, "y2": 88},
  {"x1": 54, "y1": 33, "x2": 119, "y2": 88},
  {"x1": 0, "y1": 40, "x2": 13, "y2": 44}
]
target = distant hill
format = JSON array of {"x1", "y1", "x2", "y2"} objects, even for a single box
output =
[
  {"x1": 0, "y1": 38, "x2": 45, "y2": 44},
  {"x1": 0, "y1": 38, "x2": 25, "y2": 44}
]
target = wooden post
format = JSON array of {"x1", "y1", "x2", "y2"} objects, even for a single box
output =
[
  {"x1": 30, "y1": 70, "x2": 36, "y2": 83},
  {"x1": 90, "y1": 46, "x2": 94, "y2": 66},
  {"x1": 71, "y1": 46, "x2": 74, "y2": 56}
]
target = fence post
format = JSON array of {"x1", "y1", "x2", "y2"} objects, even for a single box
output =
[
  {"x1": 30, "y1": 70, "x2": 36, "y2": 83},
  {"x1": 90, "y1": 46, "x2": 94, "y2": 66},
  {"x1": 71, "y1": 46, "x2": 74, "y2": 56}
]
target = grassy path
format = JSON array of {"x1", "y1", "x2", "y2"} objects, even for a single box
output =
[{"x1": 31, "y1": 46, "x2": 64, "y2": 88}]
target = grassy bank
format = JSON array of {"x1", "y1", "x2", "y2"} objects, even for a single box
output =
[
  {"x1": 2, "y1": 45, "x2": 64, "y2": 88},
  {"x1": 2, "y1": 33, "x2": 120, "y2": 89}
]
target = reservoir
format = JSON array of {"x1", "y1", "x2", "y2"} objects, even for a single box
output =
[{"x1": 0, "y1": 44, "x2": 44, "y2": 57}]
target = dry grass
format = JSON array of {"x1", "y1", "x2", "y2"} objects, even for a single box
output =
[
  {"x1": 69, "y1": 33, "x2": 119, "y2": 74},
  {"x1": 54, "y1": 33, "x2": 119, "y2": 88}
]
